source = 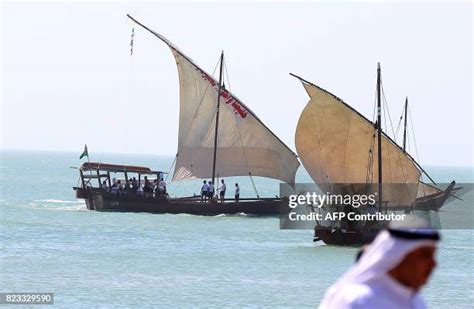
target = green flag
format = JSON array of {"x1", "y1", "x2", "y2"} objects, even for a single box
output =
[{"x1": 80, "y1": 145, "x2": 89, "y2": 160}]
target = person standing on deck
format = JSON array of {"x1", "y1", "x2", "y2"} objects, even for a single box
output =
[
  {"x1": 125, "y1": 178, "x2": 132, "y2": 193},
  {"x1": 234, "y1": 183, "x2": 240, "y2": 203},
  {"x1": 153, "y1": 179, "x2": 159, "y2": 197},
  {"x1": 101, "y1": 180, "x2": 108, "y2": 190},
  {"x1": 208, "y1": 181, "x2": 215, "y2": 200},
  {"x1": 111, "y1": 178, "x2": 118, "y2": 195},
  {"x1": 117, "y1": 180, "x2": 124, "y2": 196},
  {"x1": 201, "y1": 180, "x2": 209, "y2": 203},
  {"x1": 144, "y1": 176, "x2": 152, "y2": 198},
  {"x1": 132, "y1": 177, "x2": 138, "y2": 192},
  {"x1": 159, "y1": 178, "x2": 167, "y2": 196},
  {"x1": 218, "y1": 179, "x2": 226, "y2": 203},
  {"x1": 319, "y1": 227, "x2": 439, "y2": 309}
]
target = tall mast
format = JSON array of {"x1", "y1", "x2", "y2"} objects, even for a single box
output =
[
  {"x1": 211, "y1": 51, "x2": 224, "y2": 186},
  {"x1": 403, "y1": 97, "x2": 408, "y2": 152},
  {"x1": 377, "y1": 63, "x2": 383, "y2": 212}
]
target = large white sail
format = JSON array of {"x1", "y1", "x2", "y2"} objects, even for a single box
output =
[{"x1": 128, "y1": 15, "x2": 300, "y2": 184}]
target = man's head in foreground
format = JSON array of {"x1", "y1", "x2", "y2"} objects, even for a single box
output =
[
  {"x1": 320, "y1": 228, "x2": 439, "y2": 309},
  {"x1": 388, "y1": 237, "x2": 437, "y2": 291}
]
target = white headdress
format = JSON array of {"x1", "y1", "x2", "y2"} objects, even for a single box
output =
[{"x1": 319, "y1": 228, "x2": 439, "y2": 308}]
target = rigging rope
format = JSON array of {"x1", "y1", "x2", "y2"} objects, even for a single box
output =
[
  {"x1": 382, "y1": 84, "x2": 409, "y2": 179},
  {"x1": 381, "y1": 84, "x2": 399, "y2": 145},
  {"x1": 372, "y1": 82, "x2": 378, "y2": 123},
  {"x1": 223, "y1": 57, "x2": 232, "y2": 94},
  {"x1": 223, "y1": 57, "x2": 260, "y2": 198},
  {"x1": 233, "y1": 103, "x2": 260, "y2": 198},
  {"x1": 381, "y1": 83, "x2": 410, "y2": 200},
  {"x1": 165, "y1": 154, "x2": 177, "y2": 182},
  {"x1": 368, "y1": 77, "x2": 378, "y2": 184},
  {"x1": 406, "y1": 129, "x2": 412, "y2": 160},
  {"x1": 249, "y1": 172, "x2": 260, "y2": 199},
  {"x1": 406, "y1": 106, "x2": 427, "y2": 196},
  {"x1": 394, "y1": 109, "x2": 404, "y2": 142},
  {"x1": 382, "y1": 88, "x2": 395, "y2": 199},
  {"x1": 408, "y1": 105, "x2": 423, "y2": 180}
]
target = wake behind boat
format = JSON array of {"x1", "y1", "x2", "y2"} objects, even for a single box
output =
[{"x1": 73, "y1": 15, "x2": 299, "y2": 215}]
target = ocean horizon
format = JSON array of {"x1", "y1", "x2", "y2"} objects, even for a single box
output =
[
  {"x1": 0, "y1": 149, "x2": 473, "y2": 307},
  {"x1": 2, "y1": 1, "x2": 472, "y2": 307}
]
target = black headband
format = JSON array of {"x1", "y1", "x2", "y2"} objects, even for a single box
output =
[{"x1": 388, "y1": 228, "x2": 440, "y2": 241}]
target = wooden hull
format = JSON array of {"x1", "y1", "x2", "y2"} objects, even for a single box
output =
[
  {"x1": 313, "y1": 182, "x2": 457, "y2": 246},
  {"x1": 413, "y1": 181, "x2": 457, "y2": 211},
  {"x1": 314, "y1": 228, "x2": 379, "y2": 246},
  {"x1": 74, "y1": 188, "x2": 280, "y2": 216}
]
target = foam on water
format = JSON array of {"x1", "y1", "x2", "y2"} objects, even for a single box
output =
[
  {"x1": 29, "y1": 200, "x2": 88, "y2": 211},
  {"x1": 211, "y1": 212, "x2": 250, "y2": 218},
  {"x1": 36, "y1": 199, "x2": 81, "y2": 204},
  {"x1": 175, "y1": 213, "x2": 193, "y2": 217}
]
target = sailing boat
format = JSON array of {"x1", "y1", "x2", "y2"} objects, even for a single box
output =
[
  {"x1": 291, "y1": 63, "x2": 459, "y2": 245},
  {"x1": 73, "y1": 15, "x2": 300, "y2": 215}
]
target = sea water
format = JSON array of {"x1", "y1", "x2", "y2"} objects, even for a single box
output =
[{"x1": 0, "y1": 150, "x2": 473, "y2": 308}]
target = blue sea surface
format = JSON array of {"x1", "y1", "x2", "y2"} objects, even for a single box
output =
[{"x1": 0, "y1": 150, "x2": 473, "y2": 308}]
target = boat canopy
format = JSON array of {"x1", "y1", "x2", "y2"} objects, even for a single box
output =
[{"x1": 80, "y1": 162, "x2": 165, "y2": 175}]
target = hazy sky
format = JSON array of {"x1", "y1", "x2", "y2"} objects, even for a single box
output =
[{"x1": 1, "y1": 1, "x2": 472, "y2": 166}]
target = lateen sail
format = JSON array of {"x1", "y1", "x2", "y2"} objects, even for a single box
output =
[
  {"x1": 417, "y1": 182, "x2": 441, "y2": 198},
  {"x1": 294, "y1": 77, "x2": 426, "y2": 207},
  {"x1": 128, "y1": 15, "x2": 300, "y2": 184}
]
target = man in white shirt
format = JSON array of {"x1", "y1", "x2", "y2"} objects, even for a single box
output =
[
  {"x1": 208, "y1": 181, "x2": 215, "y2": 200},
  {"x1": 159, "y1": 178, "x2": 167, "y2": 196},
  {"x1": 218, "y1": 179, "x2": 226, "y2": 203},
  {"x1": 101, "y1": 180, "x2": 108, "y2": 190},
  {"x1": 319, "y1": 227, "x2": 439, "y2": 309},
  {"x1": 201, "y1": 180, "x2": 209, "y2": 203}
]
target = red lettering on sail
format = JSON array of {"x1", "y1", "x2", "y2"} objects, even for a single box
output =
[
  {"x1": 197, "y1": 67, "x2": 248, "y2": 119},
  {"x1": 220, "y1": 88, "x2": 230, "y2": 99},
  {"x1": 221, "y1": 92, "x2": 247, "y2": 119},
  {"x1": 200, "y1": 72, "x2": 217, "y2": 87},
  {"x1": 231, "y1": 101, "x2": 248, "y2": 118}
]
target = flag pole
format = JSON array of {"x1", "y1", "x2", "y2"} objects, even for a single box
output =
[{"x1": 80, "y1": 144, "x2": 92, "y2": 186}]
